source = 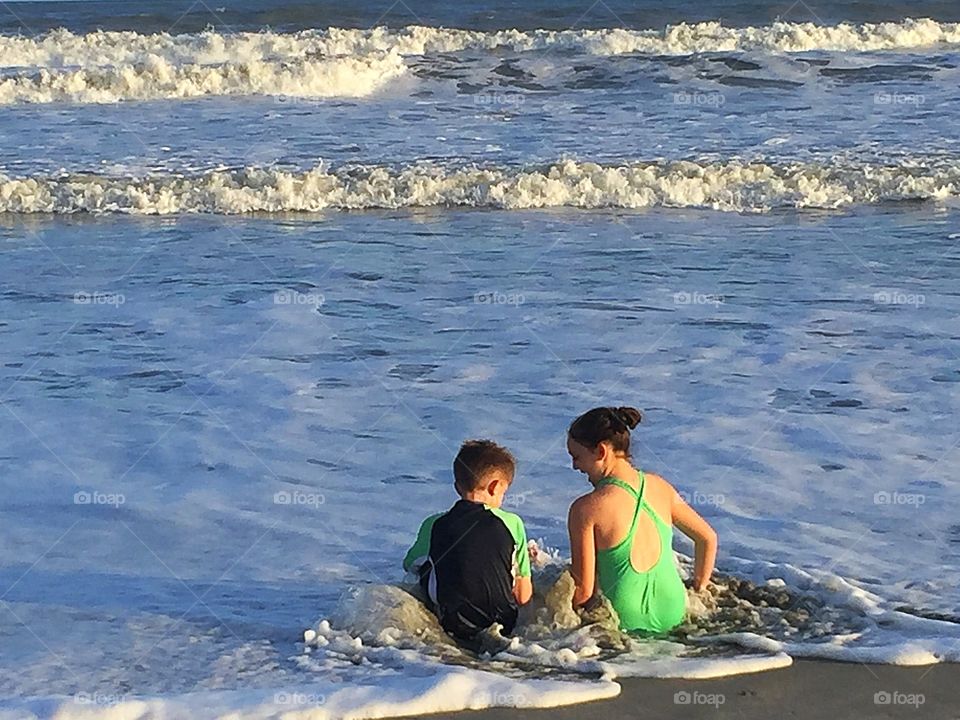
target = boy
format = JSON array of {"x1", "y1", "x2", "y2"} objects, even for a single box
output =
[{"x1": 403, "y1": 439, "x2": 533, "y2": 641}]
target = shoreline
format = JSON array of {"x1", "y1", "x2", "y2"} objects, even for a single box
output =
[{"x1": 435, "y1": 660, "x2": 953, "y2": 719}]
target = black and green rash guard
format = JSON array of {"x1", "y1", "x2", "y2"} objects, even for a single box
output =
[{"x1": 403, "y1": 499, "x2": 531, "y2": 639}]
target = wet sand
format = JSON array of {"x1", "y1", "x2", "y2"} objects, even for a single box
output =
[{"x1": 436, "y1": 660, "x2": 957, "y2": 719}]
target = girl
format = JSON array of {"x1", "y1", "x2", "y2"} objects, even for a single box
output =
[{"x1": 567, "y1": 406, "x2": 717, "y2": 633}]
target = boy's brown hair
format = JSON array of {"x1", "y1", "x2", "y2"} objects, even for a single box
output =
[{"x1": 453, "y1": 439, "x2": 516, "y2": 493}]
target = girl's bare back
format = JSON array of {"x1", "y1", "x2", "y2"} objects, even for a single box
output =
[{"x1": 591, "y1": 472, "x2": 676, "y2": 573}]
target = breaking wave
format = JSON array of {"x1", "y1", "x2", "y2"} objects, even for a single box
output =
[
  {"x1": 2, "y1": 18, "x2": 957, "y2": 104},
  {"x1": 2, "y1": 18, "x2": 959, "y2": 72},
  {"x1": 1, "y1": 158, "x2": 957, "y2": 215},
  {"x1": 0, "y1": 52, "x2": 406, "y2": 104}
]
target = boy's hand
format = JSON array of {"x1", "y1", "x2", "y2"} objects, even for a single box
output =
[{"x1": 513, "y1": 576, "x2": 533, "y2": 605}]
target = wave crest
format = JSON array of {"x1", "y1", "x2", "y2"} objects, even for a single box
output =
[
  {"x1": 1, "y1": 158, "x2": 957, "y2": 215},
  {"x1": 1, "y1": 18, "x2": 958, "y2": 71},
  {"x1": 0, "y1": 52, "x2": 406, "y2": 104}
]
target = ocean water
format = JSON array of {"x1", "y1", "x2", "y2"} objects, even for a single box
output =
[{"x1": 1, "y1": 0, "x2": 959, "y2": 717}]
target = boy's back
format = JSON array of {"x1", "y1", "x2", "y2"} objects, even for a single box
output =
[
  {"x1": 402, "y1": 439, "x2": 532, "y2": 642},
  {"x1": 405, "y1": 499, "x2": 530, "y2": 639}
]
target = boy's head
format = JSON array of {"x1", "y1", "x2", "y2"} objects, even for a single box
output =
[{"x1": 453, "y1": 439, "x2": 516, "y2": 507}]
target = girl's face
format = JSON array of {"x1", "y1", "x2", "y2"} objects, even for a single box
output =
[{"x1": 567, "y1": 437, "x2": 604, "y2": 484}]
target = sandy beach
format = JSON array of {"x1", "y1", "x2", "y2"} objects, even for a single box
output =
[{"x1": 440, "y1": 660, "x2": 955, "y2": 719}]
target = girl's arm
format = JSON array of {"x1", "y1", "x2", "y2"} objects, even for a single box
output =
[
  {"x1": 671, "y1": 490, "x2": 718, "y2": 591},
  {"x1": 568, "y1": 497, "x2": 596, "y2": 607}
]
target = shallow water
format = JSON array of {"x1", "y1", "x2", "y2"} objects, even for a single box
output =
[{"x1": 2, "y1": 207, "x2": 959, "y2": 717}]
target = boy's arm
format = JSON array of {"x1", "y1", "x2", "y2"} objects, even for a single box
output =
[
  {"x1": 512, "y1": 516, "x2": 533, "y2": 605},
  {"x1": 671, "y1": 488, "x2": 718, "y2": 591},
  {"x1": 403, "y1": 514, "x2": 440, "y2": 572},
  {"x1": 491, "y1": 508, "x2": 534, "y2": 605},
  {"x1": 514, "y1": 575, "x2": 533, "y2": 605}
]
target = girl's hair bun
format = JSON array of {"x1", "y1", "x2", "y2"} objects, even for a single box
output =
[
  {"x1": 614, "y1": 406, "x2": 643, "y2": 430},
  {"x1": 568, "y1": 405, "x2": 643, "y2": 456}
]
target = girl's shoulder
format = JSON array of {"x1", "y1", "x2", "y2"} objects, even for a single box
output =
[
  {"x1": 643, "y1": 470, "x2": 677, "y2": 492},
  {"x1": 641, "y1": 471, "x2": 681, "y2": 517},
  {"x1": 569, "y1": 487, "x2": 606, "y2": 521}
]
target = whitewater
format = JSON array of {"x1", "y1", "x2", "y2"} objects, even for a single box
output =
[
  {"x1": 1, "y1": 19, "x2": 960, "y2": 104},
  {"x1": 1, "y1": 159, "x2": 958, "y2": 214},
  {"x1": 2, "y1": 19, "x2": 960, "y2": 70}
]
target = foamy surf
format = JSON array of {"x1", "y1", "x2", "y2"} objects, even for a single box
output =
[
  {"x1": 2, "y1": 18, "x2": 960, "y2": 72},
  {"x1": 5, "y1": 672, "x2": 619, "y2": 720},
  {"x1": 0, "y1": 52, "x2": 406, "y2": 104},
  {"x1": 300, "y1": 546, "x2": 960, "y2": 692},
  {"x1": 1, "y1": 158, "x2": 957, "y2": 214},
  {"x1": 707, "y1": 557, "x2": 960, "y2": 666},
  {"x1": 302, "y1": 548, "x2": 793, "y2": 682}
]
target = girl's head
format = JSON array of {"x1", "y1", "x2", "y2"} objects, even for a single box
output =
[{"x1": 566, "y1": 406, "x2": 642, "y2": 483}]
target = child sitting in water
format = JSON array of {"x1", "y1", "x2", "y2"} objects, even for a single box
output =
[
  {"x1": 567, "y1": 406, "x2": 718, "y2": 633},
  {"x1": 403, "y1": 440, "x2": 533, "y2": 641}
]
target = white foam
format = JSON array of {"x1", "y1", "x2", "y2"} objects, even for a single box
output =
[
  {"x1": 0, "y1": 52, "x2": 406, "y2": 104},
  {"x1": 303, "y1": 551, "x2": 793, "y2": 682},
  {"x1": 714, "y1": 557, "x2": 960, "y2": 665},
  {"x1": 1, "y1": 158, "x2": 956, "y2": 214},
  {"x1": 2, "y1": 18, "x2": 959, "y2": 72},
  {"x1": 3, "y1": 671, "x2": 618, "y2": 719},
  {"x1": 298, "y1": 544, "x2": 960, "y2": 688}
]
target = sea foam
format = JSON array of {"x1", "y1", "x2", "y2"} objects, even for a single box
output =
[
  {"x1": 1, "y1": 158, "x2": 956, "y2": 214},
  {"x1": 2, "y1": 18, "x2": 959, "y2": 72},
  {"x1": 300, "y1": 546, "x2": 960, "y2": 681},
  {"x1": 0, "y1": 52, "x2": 406, "y2": 104}
]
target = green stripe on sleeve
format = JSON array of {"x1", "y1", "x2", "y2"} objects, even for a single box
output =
[
  {"x1": 489, "y1": 507, "x2": 531, "y2": 578},
  {"x1": 402, "y1": 513, "x2": 442, "y2": 572}
]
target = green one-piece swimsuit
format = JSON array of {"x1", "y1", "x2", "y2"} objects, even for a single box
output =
[{"x1": 594, "y1": 471, "x2": 687, "y2": 633}]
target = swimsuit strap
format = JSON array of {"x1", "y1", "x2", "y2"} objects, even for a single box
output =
[
  {"x1": 631, "y1": 470, "x2": 647, "y2": 535},
  {"x1": 597, "y1": 471, "x2": 647, "y2": 536},
  {"x1": 596, "y1": 475, "x2": 641, "y2": 500}
]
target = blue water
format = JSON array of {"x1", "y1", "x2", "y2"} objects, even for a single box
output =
[
  {"x1": 1, "y1": 0, "x2": 959, "y2": 716},
  {"x1": 3, "y1": 0, "x2": 960, "y2": 34}
]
